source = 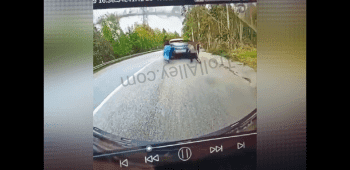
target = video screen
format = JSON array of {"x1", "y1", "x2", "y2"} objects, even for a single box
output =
[{"x1": 93, "y1": 1, "x2": 257, "y2": 168}]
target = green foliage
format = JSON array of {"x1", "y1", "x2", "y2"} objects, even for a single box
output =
[
  {"x1": 232, "y1": 46, "x2": 257, "y2": 70},
  {"x1": 102, "y1": 24, "x2": 115, "y2": 43},
  {"x1": 94, "y1": 19, "x2": 179, "y2": 66},
  {"x1": 113, "y1": 34, "x2": 133, "y2": 57},
  {"x1": 174, "y1": 31, "x2": 179, "y2": 38},
  {"x1": 98, "y1": 13, "x2": 123, "y2": 41},
  {"x1": 93, "y1": 25, "x2": 115, "y2": 66},
  {"x1": 181, "y1": 4, "x2": 257, "y2": 70},
  {"x1": 182, "y1": 4, "x2": 257, "y2": 49},
  {"x1": 93, "y1": 4, "x2": 260, "y2": 69}
]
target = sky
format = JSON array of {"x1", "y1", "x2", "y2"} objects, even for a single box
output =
[
  {"x1": 93, "y1": 6, "x2": 185, "y2": 35},
  {"x1": 92, "y1": 3, "x2": 256, "y2": 35}
]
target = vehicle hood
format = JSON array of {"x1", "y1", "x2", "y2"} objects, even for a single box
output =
[{"x1": 93, "y1": 108, "x2": 256, "y2": 154}]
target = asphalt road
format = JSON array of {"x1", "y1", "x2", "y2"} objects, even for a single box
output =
[
  {"x1": 93, "y1": 51, "x2": 162, "y2": 109},
  {"x1": 93, "y1": 50, "x2": 257, "y2": 142}
]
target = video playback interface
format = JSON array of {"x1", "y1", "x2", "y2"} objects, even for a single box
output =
[{"x1": 93, "y1": 2, "x2": 257, "y2": 168}]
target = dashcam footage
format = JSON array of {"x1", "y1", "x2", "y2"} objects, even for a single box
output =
[{"x1": 93, "y1": 3, "x2": 257, "y2": 150}]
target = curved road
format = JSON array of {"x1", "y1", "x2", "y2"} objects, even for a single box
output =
[
  {"x1": 93, "y1": 51, "x2": 161, "y2": 109},
  {"x1": 93, "y1": 50, "x2": 257, "y2": 142}
]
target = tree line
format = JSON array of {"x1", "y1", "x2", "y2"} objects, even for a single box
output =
[
  {"x1": 183, "y1": 4, "x2": 257, "y2": 50},
  {"x1": 94, "y1": 4, "x2": 257, "y2": 70},
  {"x1": 93, "y1": 13, "x2": 180, "y2": 66},
  {"x1": 182, "y1": 4, "x2": 257, "y2": 70}
]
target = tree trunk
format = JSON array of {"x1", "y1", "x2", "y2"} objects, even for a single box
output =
[
  {"x1": 197, "y1": 13, "x2": 200, "y2": 40},
  {"x1": 236, "y1": 12, "x2": 257, "y2": 33},
  {"x1": 250, "y1": 28, "x2": 252, "y2": 41},
  {"x1": 218, "y1": 22, "x2": 220, "y2": 37},
  {"x1": 220, "y1": 12, "x2": 223, "y2": 47},
  {"x1": 226, "y1": 4, "x2": 230, "y2": 49},
  {"x1": 191, "y1": 27, "x2": 194, "y2": 41},
  {"x1": 250, "y1": 14, "x2": 253, "y2": 42},
  {"x1": 208, "y1": 24, "x2": 211, "y2": 48},
  {"x1": 240, "y1": 20, "x2": 243, "y2": 44}
]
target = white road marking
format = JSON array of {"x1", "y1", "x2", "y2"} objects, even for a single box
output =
[{"x1": 93, "y1": 54, "x2": 161, "y2": 116}]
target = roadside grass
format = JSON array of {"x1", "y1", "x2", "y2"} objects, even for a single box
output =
[
  {"x1": 233, "y1": 49, "x2": 257, "y2": 71},
  {"x1": 208, "y1": 46, "x2": 257, "y2": 71}
]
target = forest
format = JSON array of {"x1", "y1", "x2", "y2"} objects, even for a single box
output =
[
  {"x1": 93, "y1": 4, "x2": 257, "y2": 70},
  {"x1": 93, "y1": 13, "x2": 179, "y2": 66},
  {"x1": 182, "y1": 4, "x2": 257, "y2": 70}
]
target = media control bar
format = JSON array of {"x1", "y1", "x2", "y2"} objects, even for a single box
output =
[{"x1": 94, "y1": 132, "x2": 256, "y2": 169}]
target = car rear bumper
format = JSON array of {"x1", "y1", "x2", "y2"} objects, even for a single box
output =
[{"x1": 172, "y1": 52, "x2": 197, "y2": 59}]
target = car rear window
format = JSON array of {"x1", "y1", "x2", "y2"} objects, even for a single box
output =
[{"x1": 170, "y1": 40, "x2": 183, "y2": 43}]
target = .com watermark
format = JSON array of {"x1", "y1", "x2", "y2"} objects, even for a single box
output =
[{"x1": 120, "y1": 56, "x2": 240, "y2": 87}]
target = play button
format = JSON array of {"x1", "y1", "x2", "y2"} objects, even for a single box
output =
[
  {"x1": 237, "y1": 142, "x2": 245, "y2": 149},
  {"x1": 120, "y1": 159, "x2": 128, "y2": 167}
]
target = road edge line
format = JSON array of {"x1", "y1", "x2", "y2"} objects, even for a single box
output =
[{"x1": 93, "y1": 55, "x2": 161, "y2": 116}]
